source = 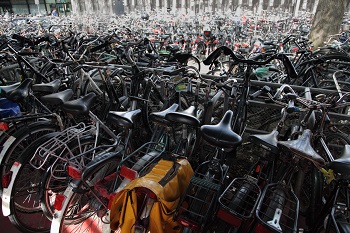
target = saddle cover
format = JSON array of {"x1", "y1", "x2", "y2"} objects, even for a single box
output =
[{"x1": 110, "y1": 158, "x2": 194, "y2": 233}]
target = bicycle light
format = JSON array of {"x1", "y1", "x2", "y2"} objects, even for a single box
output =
[
  {"x1": 2, "y1": 171, "x2": 12, "y2": 188},
  {"x1": 0, "y1": 122, "x2": 9, "y2": 131},
  {"x1": 120, "y1": 165, "x2": 137, "y2": 180},
  {"x1": 67, "y1": 165, "x2": 82, "y2": 179},
  {"x1": 54, "y1": 194, "x2": 66, "y2": 211},
  {"x1": 177, "y1": 217, "x2": 199, "y2": 231}
]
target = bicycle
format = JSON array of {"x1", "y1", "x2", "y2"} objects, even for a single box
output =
[{"x1": 1, "y1": 91, "x2": 143, "y2": 232}]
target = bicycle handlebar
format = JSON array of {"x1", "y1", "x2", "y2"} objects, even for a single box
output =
[{"x1": 203, "y1": 46, "x2": 298, "y2": 79}]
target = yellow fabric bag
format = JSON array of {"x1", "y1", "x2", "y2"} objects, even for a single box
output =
[{"x1": 110, "y1": 158, "x2": 193, "y2": 233}]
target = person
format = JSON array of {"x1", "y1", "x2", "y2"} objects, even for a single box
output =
[{"x1": 51, "y1": 9, "x2": 57, "y2": 17}]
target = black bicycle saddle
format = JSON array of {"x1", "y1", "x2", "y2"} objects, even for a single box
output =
[
  {"x1": 0, "y1": 82, "x2": 21, "y2": 98},
  {"x1": 149, "y1": 103, "x2": 179, "y2": 126},
  {"x1": 200, "y1": 110, "x2": 242, "y2": 148},
  {"x1": 32, "y1": 79, "x2": 61, "y2": 93},
  {"x1": 165, "y1": 106, "x2": 200, "y2": 127},
  {"x1": 7, "y1": 78, "x2": 33, "y2": 102},
  {"x1": 108, "y1": 109, "x2": 142, "y2": 128},
  {"x1": 61, "y1": 92, "x2": 96, "y2": 115},
  {"x1": 328, "y1": 145, "x2": 350, "y2": 175},
  {"x1": 249, "y1": 129, "x2": 279, "y2": 154},
  {"x1": 40, "y1": 89, "x2": 74, "y2": 105}
]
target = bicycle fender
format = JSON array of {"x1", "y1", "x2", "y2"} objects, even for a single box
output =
[{"x1": 2, "y1": 161, "x2": 22, "y2": 216}]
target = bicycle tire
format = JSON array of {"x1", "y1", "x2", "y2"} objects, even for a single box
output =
[
  {"x1": 0, "y1": 121, "x2": 59, "y2": 194},
  {"x1": 40, "y1": 136, "x2": 106, "y2": 220},
  {"x1": 141, "y1": 83, "x2": 166, "y2": 135},
  {"x1": 53, "y1": 153, "x2": 124, "y2": 233},
  {"x1": 4, "y1": 133, "x2": 59, "y2": 233}
]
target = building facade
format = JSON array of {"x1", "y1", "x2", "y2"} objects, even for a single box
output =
[
  {"x1": 0, "y1": 0, "x2": 319, "y2": 16},
  {"x1": 0, "y1": 0, "x2": 71, "y2": 16}
]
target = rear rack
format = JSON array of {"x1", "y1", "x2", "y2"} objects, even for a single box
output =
[{"x1": 29, "y1": 122, "x2": 95, "y2": 170}]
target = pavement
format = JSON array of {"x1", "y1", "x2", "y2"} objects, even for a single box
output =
[{"x1": 0, "y1": 213, "x2": 21, "y2": 233}]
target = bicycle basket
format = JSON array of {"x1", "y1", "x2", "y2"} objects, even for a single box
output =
[
  {"x1": 29, "y1": 122, "x2": 96, "y2": 170},
  {"x1": 255, "y1": 183, "x2": 299, "y2": 233},
  {"x1": 217, "y1": 178, "x2": 261, "y2": 228},
  {"x1": 176, "y1": 168, "x2": 222, "y2": 231}
]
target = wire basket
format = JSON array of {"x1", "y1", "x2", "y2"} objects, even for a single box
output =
[
  {"x1": 255, "y1": 183, "x2": 299, "y2": 233},
  {"x1": 176, "y1": 169, "x2": 222, "y2": 231},
  {"x1": 29, "y1": 122, "x2": 96, "y2": 170},
  {"x1": 218, "y1": 178, "x2": 261, "y2": 224}
]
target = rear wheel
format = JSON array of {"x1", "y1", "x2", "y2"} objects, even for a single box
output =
[
  {"x1": 0, "y1": 121, "x2": 58, "y2": 195},
  {"x1": 6, "y1": 133, "x2": 59, "y2": 233},
  {"x1": 57, "y1": 155, "x2": 123, "y2": 233},
  {"x1": 41, "y1": 137, "x2": 104, "y2": 220}
]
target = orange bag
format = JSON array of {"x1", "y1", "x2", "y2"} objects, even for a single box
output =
[{"x1": 110, "y1": 158, "x2": 193, "y2": 233}]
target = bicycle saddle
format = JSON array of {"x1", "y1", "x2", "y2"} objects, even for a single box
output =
[
  {"x1": 249, "y1": 129, "x2": 279, "y2": 154},
  {"x1": 61, "y1": 92, "x2": 96, "y2": 115},
  {"x1": 278, "y1": 129, "x2": 325, "y2": 166},
  {"x1": 6, "y1": 78, "x2": 33, "y2": 102},
  {"x1": 149, "y1": 103, "x2": 179, "y2": 126},
  {"x1": 107, "y1": 109, "x2": 141, "y2": 128},
  {"x1": 165, "y1": 106, "x2": 200, "y2": 127},
  {"x1": 200, "y1": 110, "x2": 242, "y2": 148},
  {"x1": 40, "y1": 89, "x2": 74, "y2": 105},
  {"x1": 0, "y1": 82, "x2": 20, "y2": 98},
  {"x1": 328, "y1": 145, "x2": 350, "y2": 175},
  {"x1": 32, "y1": 79, "x2": 61, "y2": 93}
]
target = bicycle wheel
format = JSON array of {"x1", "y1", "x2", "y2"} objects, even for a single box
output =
[
  {"x1": 41, "y1": 136, "x2": 105, "y2": 220},
  {"x1": 0, "y1": 121, "x2": 59, "y2": 194},
  {"x1": 54, "y1": 154, "x2": 123, "y2": 233},
  {"x1": 4, "y1": 133, "x2": 59, "y2": 233},
  {"x1": 141, "y1": 84, "x2": 166, "y2": 135},
  {"x1": 185, "y1": 55, "x2": 201, "y2": 72}
]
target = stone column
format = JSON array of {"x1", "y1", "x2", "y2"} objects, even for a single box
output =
[
  {"x1": 173, "y1": 0, "x2": 177, "y2": 11},
  {"x1": 294, "y1": 0, "x2": 301, "y2": 17},
  {"x1": 70, "y1": 0, "x2": 79, "y2": 15},
  {"x1": 131, "y1": 0, "x2": 136, "y2": 11},
  {"x1": 312, "y1": 0, "x2": 319, "y2": 14},
  {"x1": 302, "y1": 0, "x2": 307, "y2": 10}
]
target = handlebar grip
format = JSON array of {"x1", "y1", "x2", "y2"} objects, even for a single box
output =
[
  {"x1": 286, "y1": 99, "x2": 300, "y2": 113},
  {"x1": 250, "y1": 89, "x2": 263, "y2": 99}
]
